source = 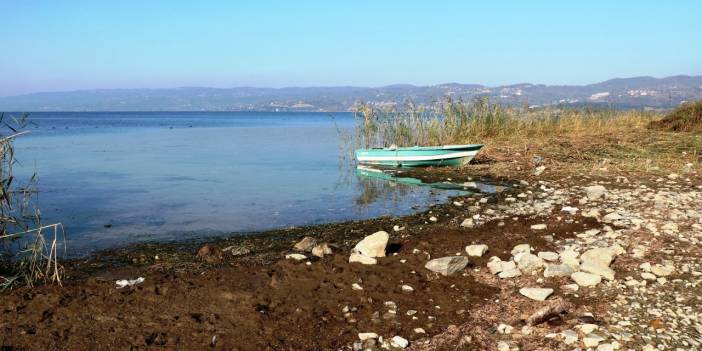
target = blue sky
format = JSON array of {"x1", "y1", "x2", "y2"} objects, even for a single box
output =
[{"x1": 1, "y1": 1, "x2": 700, "y2": 96}]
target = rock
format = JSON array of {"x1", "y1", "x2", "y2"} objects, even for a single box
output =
[
  {"x1": 285, "y1": 253, "x2": 307, "y2": 261},
  {"x1": 530, "y1": 223, "x2": 547, "y2": 230},
  {"x1": 597, "y1": 343, "x2": 614, "y2": 351},
  {"x1": 561, "y1": 284, "x2": 580, "y2": 292},
  {"x1": 580, "y1": 247, "x2": 618, "y2": 267},
  {"x1": 497, "y1": 341, "x2": 510, "y2": 351},
  {"x1": 465, "y1": 244, "x2": 488, "y2": 257},
  {"x1": 583, "y1": 333, "x2": 605, "y2": 347},
  {"x1": 197, "y1": 244, "x2": 224, "y2": 263},
  {"x1": 511, "y1": 244, "x2": 532, "y2": 256},
  {"x1": 401, "y1": 285, "x2": 414, "y2": 293},
  {"x1": 516, "y1": 254, "x2": 545, "y2": 273},
  {"x1": 294, "y1": 236, "x2": 317, "y2": 252},
  {"x1": 534, "y1": 165, "x2": 546, "y2": 176},
  {"x1": 353, "y1": 231, "x2": 389, "y2": 258},
  {"x1": 544, "y1": 264, "x2": 575, "y2": 278},
  {"x1": 487, "y1": 257, "x2": 504, "y2": 274},
  {"x1": 349, "y1": 252, "x2": 377, "y2": 265},
  {"x1": 571, "y1": 272, "x2": 601, "y2": 287},
  {"x1": 351, "y1": 283, "x2": 363, "y2": 291},
  {"x1": 358, "y1": 332, "x2": 378, "y2": 341},
  {"x1": 393, "y1": 225, "x2": 404, "y2": 232},
  {"x1": 561, "y1": 206, "x2": 579, "y2": 214},
  {"x1": 425, "y1": 256, "x2": 469, "y2": 276},
  {"x1": 460, "y1": 218, "x2": 474, "y2": 228},
  {"x1": 602, "y1": 212, "x2": 623, "y2": 223},
  {"x1": 639, "y1": 262, "x2": 652, "y2": 272},
  {"x1": 519, "y1": 287, "x2": 553, "y2": 301},
  {"x1": 580, "y1": 260, "x2": 616, "y2": 280},
  {"x1": 390, "y1": 336, "x2": 408, "y2": 348},
  {"x1": 562, "y1": 329, "x2": 578, "y2": 345},
  {"x1": 413, "y1": 328, "x2": 425, "y2": 334},
  {"x1": 559, "y1": 249, "x2": 580, "y2": 269},
  {"x1": 311, "y1": 243, "x2": 332, "y2": 258},
  {"x1": 429, "y1": 216, "x2": 437, "y2": 222},
  {"x1": 497, "y1": 323, "x2": 513, "y2": 334},
  {"x1": 498, "y1": 268, "x2": 522, "y2": 279},
  {"x1": 225, "y1": 246, "x2": 252, "y2": 256},
  {"x1": 651, "y1": 265, "x2": 675, "y2": 277},
  {"x1": 584, "y1": 185, "x2": 607, "y2": 200},
  {"x1": 640, "y1": 272, "x2": 657, "y2": 281},
  {"x1": 538, "y1": 251, "x2": 559, "y2": 262},
  {"x1": 577, "y1": 323, "x2": 599, "y2": 334}
]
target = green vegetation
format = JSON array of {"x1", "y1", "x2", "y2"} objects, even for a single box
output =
[
  {"x1": 351, "y1": 98, "x2": 701, "y2": 174},
  {"x1": 649, "y1": 100, "x2": 702, "y2": 132},
  {"x1": 0, "y1": 113, "x2": 63, "y2": 289}
]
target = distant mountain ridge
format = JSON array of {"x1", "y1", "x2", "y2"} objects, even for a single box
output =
[{"x1": 1, "y1": 75, "x2": 701, "y2": 111}]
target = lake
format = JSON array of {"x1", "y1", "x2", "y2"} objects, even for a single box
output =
[{"x1": 12, "y1": 112, "x2": 479, "y2": 255}]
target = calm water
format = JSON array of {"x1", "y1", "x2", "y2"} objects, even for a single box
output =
[{"x1": 13, "y1": 112, "x2": 477, "y2": 255}]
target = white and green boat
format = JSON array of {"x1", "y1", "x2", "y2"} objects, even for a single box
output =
[{"x1": 355, "y1": 144, "x2": 483, "y2": 167}]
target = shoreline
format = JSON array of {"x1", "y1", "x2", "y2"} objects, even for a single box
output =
[{"x1": 2, "y1": 135, "x2": 701, "y2": 350}]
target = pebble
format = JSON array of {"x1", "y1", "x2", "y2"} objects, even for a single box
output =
[
  {"x1": 401, "y1": 285, "x2": 414, "y2": 293},
  {"x1": 571, "y1": 271, "x2": 602, "y2": 287},
  {"x1": 530, "y1": 223, "x2": 547, "y2": 230},
  {"x1": 583, "y1": 333, "x2": 605, "y2": 347},
  {"x1": 519, "y1": 287, "x2": 553, "y2": 301},
  {"x1": 358, "y1": 333, "x2": 378, "y2": 341},
  {"x1": 465, "y1": 244, "x2": 489, "y2": 257},
  {"x1": 285, "y1": 253, "x2": 307, "y2": 261},
  {"x1": 390, "y1": 336, "x2": 408, "y2": 348},
  {"x1": 351, "y1": 283, "x2": 363, "y2": 291}
]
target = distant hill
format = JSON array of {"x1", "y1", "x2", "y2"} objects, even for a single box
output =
[{"x1": 1, "y1": 75, "x2": 701, "y2": 111}]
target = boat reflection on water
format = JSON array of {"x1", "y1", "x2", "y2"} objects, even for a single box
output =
[{"x1": 353, "y1": 165, "x2": 504, "y2": 210}]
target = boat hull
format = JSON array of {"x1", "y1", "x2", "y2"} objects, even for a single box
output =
[{"x1": 355, "y1": 144, "x2": 483, "y2": 167}]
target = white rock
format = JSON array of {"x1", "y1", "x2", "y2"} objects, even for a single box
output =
[
  {"x1": 413, "y1": 328, "x2": 425, "y2": 334},
  {"x1": 353, "y1": 231, "x2": 389, "y2": 258},
  {"x1": 597, "y1": 343, "x2": 614, "y2": 351},
  {"x1": 517, "y1": 254, "x2": 545, "y2": 273},
  {"x1": 639, "y1": 262, "x2": 652, "y2": 272},
  {"x1": 497, "y1": 323, "x2": 513, "y2": 334},
  {"x1": 580, "y1": 260, "x2": 616, "y2": 280},
  {"x1": 460, "y1": 218, "x2": 474, "y2": 228},
  {"x1": 530, "y1": 223, "x2": 547, "y2": 230},
  {"x1": 393, "y1": 225, "x2": 404, "y2": 232},
  {"x1": 425, "y1": 256, "x2": 469, "y2": 276},
  {"x1": 401, "y1": 285, "x2": 414, "y2": 293},
  {"x1": 351, "y1": 283, "x2": 363, "y2": 291},
  {"x1": 544, "y1": 264, "x2": 575, "y2": 278},
  {"x1": 561, "y1": 206, "x2": 579, "y2": 214},
  {"x1": 571, "y1": 272, "x2": 602, "y2": 287},
  {"x1": 519, "y1": 287, "x2": 553, "y2": 301},
  {"x1": 497, "y1": 341, "x2": 510, "y2": 351},
  {"x1": 429, "y1": 216, "x2": 438, "y2": 222},
  {"x1": 511, "y1": 244, "x2": 532, "y2": 256},
  {"x1": 577, "y1": 323, "x2": 599, "y2": 334},
  {"x1": 584, "y1": 185, "x2": 607, "y2": 200},
  {"x1": 349, "y1": 252, "x2": 377, "y2": 265},
  {"x1": 562, "y1": 329, "x2": 578, "y2": 344},
  {"x1": 311, "y1": 243, "x2": 332, "y2": 258},
  {"x1": 651, "y1": 265, "x2": 675, "y2": 277},
  {"x1": 390, "y1": 336, "x2": 408, "y2": 348},
  {"x1": 285, "y1": 253, "x2": 307, "y2": 261},
  {"x1": 561, "y1": 284, "x2": 579, "y2": 292},
  {"x1": 465, "y1": 244, "x2": 489, "y2": 257},
  {"x1": 538, "y1": 251, "x2": 559, "y2": 261},
  {"x1": 580, "y1": 247, "x2": 618, "y2": 267},
  {"x1": 640, "y1": 272, "x2": 657, "y2": 281},
  {"x1": 583, "y1": 333, "x2": 605, "y2": 347},
  {"x1": 294, "y1": 236, "x2": 317, "y2": 251},
  {"x1": 358, "y1": 332, "x2": 378, "y2": 341},
  {"x1": 498, "y1": 268, "x2": 522, "y2": 279}
]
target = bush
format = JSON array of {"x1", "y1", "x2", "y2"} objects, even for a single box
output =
[{"x1": 649, "y1": 101, "x2": 702, "y2": 132}]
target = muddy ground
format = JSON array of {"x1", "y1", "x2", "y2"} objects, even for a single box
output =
[{"x1": 1, "y1": 167, "x2": 700, "y2": 350}]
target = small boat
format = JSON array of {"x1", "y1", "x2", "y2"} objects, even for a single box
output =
[{"x1": 355, "y1": 144, "x2": 483, "y2": 167}]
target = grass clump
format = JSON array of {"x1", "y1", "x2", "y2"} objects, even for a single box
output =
[
  {"x1": 0, "y1": 113, "x2": 64, "y2": 289},
  {"x1": 350, "y1": 98, "x2": 701, "y2": 175},
  {"x1": 649, "y1": 100, "x2": 702, "y2": 132}
]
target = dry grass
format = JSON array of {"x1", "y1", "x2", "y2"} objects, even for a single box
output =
[{"x1": 352, "y1": 99, "x2": 702, "y2": 176}]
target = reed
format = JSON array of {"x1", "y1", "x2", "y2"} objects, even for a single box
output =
[
  {"x1": 349, "y1": 98, "x2": 701, "y2": 174},
  {"x1": 0, "y1": 113, "x2": 64, "y2": 289}
]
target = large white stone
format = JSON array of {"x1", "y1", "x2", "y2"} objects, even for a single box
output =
[
  {"x1": 651, "y1": 265, "x2": 675, "y2": 277},
  {"x1": 516, "y1": 253, "x2": 545, "y2": 273},
  {"x1": 349, "y1": 252, "x2": 377, "y2": 265},
  {"x1": 519, "y1": 287, "x2": 553, "y2": 301},
  {"x1": 465, "y1": 244, "x2": 489, "y2": 257},
  {"x1": 538, "y1": 251, "x2": 559, "y2": 262},
  {"x1": 511, "y1": 244, "x2": 532, "y2": 256},
  {"x1": 571, "y1": 271, "x2": 602, "y2": 287},
  {"x1": 425, "y1": 256, "x2": 469, "y2": 276},
  {"x1": 544, "y1": 264, "x2": 575, "y2": 278},
  {"x1": 353, "y1": 231, "x2": 389, "y2": 258},
  {"x1": 584, "y1": 185, "x2": 607, "y2": 200},
  {"x1": 580, "y1": 247, "x2": 618, "y2": 267},
  {"x1": 580, "y1": 260, "x2": 615, "y2": 280},
  {"x1": 294, "y1": 236, "x2": 317, "y2": 252},
  {"x1": 390, "y1": 336, "x2": 409, "y2": 348}
]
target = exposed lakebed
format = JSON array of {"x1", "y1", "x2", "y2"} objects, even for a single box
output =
[{"x1": 14, "y1": 112, "x2": 499, "y2": 255}]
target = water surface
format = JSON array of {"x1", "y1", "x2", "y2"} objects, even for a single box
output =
[{"x1": 14, "y1": 112, "x2": 478, "y2": 254}]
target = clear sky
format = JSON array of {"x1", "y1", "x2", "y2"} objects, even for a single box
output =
[{"x1": 1, "y1": 1, "x2": 701, "y2": 96}]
